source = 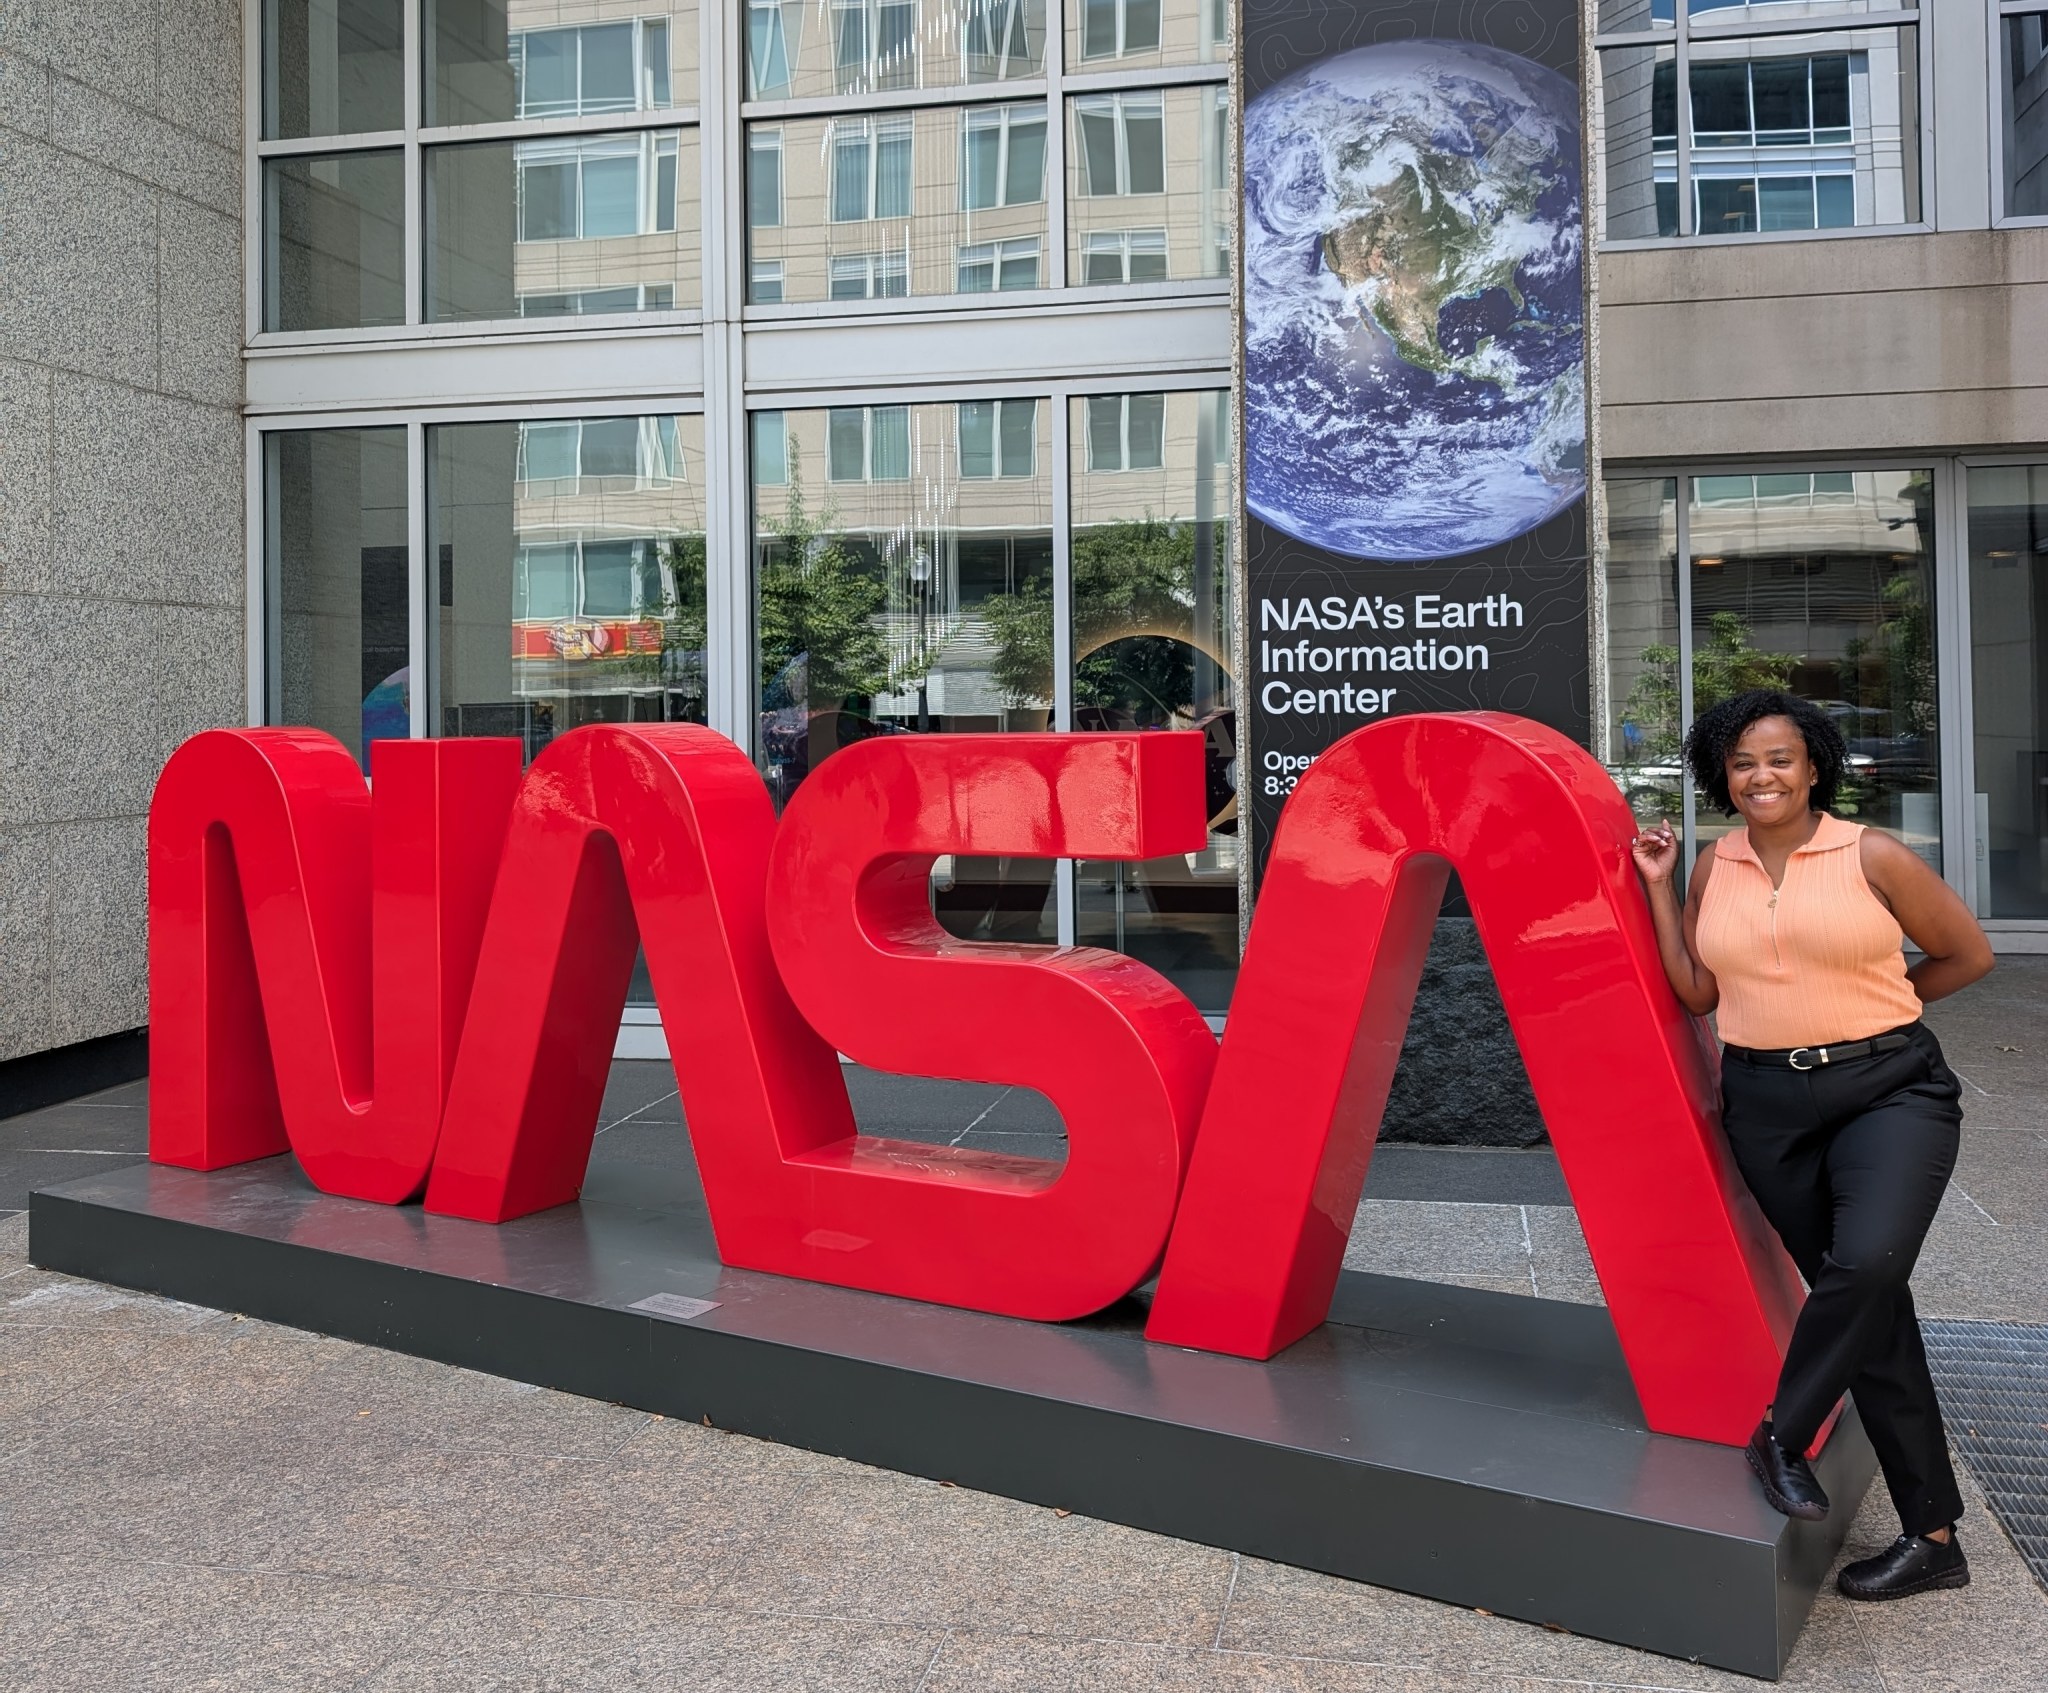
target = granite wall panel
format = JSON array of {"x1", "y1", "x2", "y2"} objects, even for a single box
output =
[
  {"x1": 1, "y1": 3, "x2": 243, "y2": 1060},
  {"x1": 157, "y1": 202, "x2": 243, "y2": 408},
  {"x1": 50, "y1": 378, "x2": 243, "y2": 605},
  {"x1": 0, "y1": 594, "x2": 171, "y2": 828},
  {"x1": 0, "y1": 48, "x2": 53, "y2": 139},
  {"x1": 0, "y1": 360, "x2": 53, "y2": 590},
  {"x1": 51, "y1": 72, "x2": 238, "y2": 218},
  {"x1": 0, "y1": 135, "x2": 160, "y2": 389},
  {"x1": 30, "y1": 0, "x2": 164, "y2": 112},
  {"x1": 0, "y1": 827, "x2": 54, "y2": 1060},
  {"x1": 156, "y1": 0, "x2": 242, "y2": 150},
  {"x1": 44, "y1": 814, "x2": 148, "y2": 1046}
]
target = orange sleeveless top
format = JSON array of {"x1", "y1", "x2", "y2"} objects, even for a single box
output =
[{"x1": 1695, "y1": 813, "x2": 1923, "y2": 1048}]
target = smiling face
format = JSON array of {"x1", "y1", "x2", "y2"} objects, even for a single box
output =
[{"x1": 1725, "y1": 715, "x2": 1817, "y2": 828}]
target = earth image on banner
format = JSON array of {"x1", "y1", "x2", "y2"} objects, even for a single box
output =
[{"x1": 1244, "y1": 39, "x2": 1585, "y2": 561}]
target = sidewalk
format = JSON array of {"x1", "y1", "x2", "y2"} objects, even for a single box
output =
[{"x1": 1, "y1": 965, "x2": 2042, "y2": 1690}]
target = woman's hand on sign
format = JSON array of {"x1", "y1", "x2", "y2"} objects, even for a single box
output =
[{"x1": 1632, "y1": 820, "x2": 1681, "y2": 886}]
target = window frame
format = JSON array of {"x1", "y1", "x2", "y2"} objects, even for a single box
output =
[
  {"x1": 957, "y1": 396, "x2": 1039, "y2": 478},
  {"x1": 1073, "y1": 89, "x2": 1166, "y2": 198},
  {"x1": 960, "y1": 101, "x2": 1050, "y2": 210},
  {"x1": 1995, "y1": 1, "x2": 2048, "y2": 225},
  {"x1": 1594, "y1": 4, "x2": 1931, "y2": 249},
  {"x1": 830, "y1": 112, "x2": 915, "y2": 222}
]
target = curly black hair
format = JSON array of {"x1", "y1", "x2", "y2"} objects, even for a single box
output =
[{"x1": 1682, "y1": 689, "x2": 1847, "y2": 816}]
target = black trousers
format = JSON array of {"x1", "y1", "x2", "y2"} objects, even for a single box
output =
[{"x1": 1719, "y1": 1022, "x2": 1965, "y2": 1537}]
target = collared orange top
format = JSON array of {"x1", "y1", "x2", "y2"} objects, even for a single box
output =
[{"x1": 1696, "y1": 812, "x2": 1926, "y2": 1049}]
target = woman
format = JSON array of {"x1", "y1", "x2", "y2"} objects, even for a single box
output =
[{"x1": 1632, "y1": 689, "x2": 1994, "y2": 1602}]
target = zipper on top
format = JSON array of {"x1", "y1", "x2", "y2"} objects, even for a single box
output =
[{"x1": 1766, "y1": 881, "x2": 1784, "y2": 969}]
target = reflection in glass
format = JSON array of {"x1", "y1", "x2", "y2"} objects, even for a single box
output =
[
  {"x1": 427, "y1": 414, "x2": 707, "y2": 762},
  {"x1": 746, "y1": 105, "x2": 1046, "y2": 304},
  {"x1": 1965, "y1": 467, "x2": 2048, "y2": 919},
  {"x1": 1688, "y1": 469, "x2": 1939, "y2": 868},
  {"x1": 425, "y1": 0, "x2": 698, "y2": 125},
  {"x1": 1070, "y1": 390, "x2": 1237, "y2": 1009},
  {"x1": 1636, "y1": 27, "x2": 1917, "y2": 237},
  {"x1": 1068, "y1": 0, "x2": 1229, "y2": 72},
  {"x1": 2003, "y1": 12, "x2": 2048, "y2": 218},
  {"x1": 267, "y1": 427, "x2": 410, "y2": 771},
  {"x1": 427, "y1": 129, "x2": 700, "y2": 320},
  {"x1": 746, "y1": 0, "x2": 1046, "y2": 101},
  {"x1": 1600, "y1": 1, "x2": 1900, "y2": 18},
  {"x1": 1068, "y1": 84, "x2": 1230, "y2": 285},
  {"x1": 1601, "y1": 44, "x2": 1674, "y2": 239},
  {"x1": 1602, "y1": 479, "x2": 1682, "y2": 825},
  {"x1": 264, "y1": 151, "x2": 406, "y2": 330},
  {"x1": 751, "y1": 402, "x2": 1055, "y2": 941},
  {"x1": 1596, "y1": 1, "x2": 1669, "y2": 28},
  {"x1": 264, "y1": 0, "x2": 404, "y2": 139},
  {"x1": 1687, "y1": 1, "x2": 1897, "y2": 16}
]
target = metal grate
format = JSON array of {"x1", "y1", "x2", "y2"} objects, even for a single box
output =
[{"x1": 1922, "y1": 1318, "x2": 2048, "y2": 1591}]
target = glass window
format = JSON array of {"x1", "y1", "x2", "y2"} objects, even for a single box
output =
[
  {"x1": 830, "y1": 115, "x2": 915, "y2": 220},
  {"x1": 1070, "y1": 0, "x2": 1225, "y2": 71},
  {"x1": 266, "y1": 427, "x2": 410, "y2": 770},
  {"x1": 1074, "y1": 92, "x2": 1164, "y2": 195},
  {"x1": 958, "y1": 399, "x2": 1037, "y2": 478},
  {"x1": 752, "y1": 401, "x2": 1057, "y2": 942},
  {"x1": 964, "y1": 0, "x2": 1047, "y2": 83},
  {"x1": 1070, "y1": 389, "x2": 1237, "y2": 1010},
  {"x1": 748, "y1": 1, "x2": 797, "y2": 97},
  {"x1": 825, "y1": 406, "x2": 912, "y2": 481},
  {"x1": 2003, "y1": 11, "x2": 2048, "y2": 218},
  {"x1": 1601, "y1": 23, "x2": 1918, "y2": 239},
  {"x1": 828, "y1": 250, "x2": 909, "y2": 299},
  {"x1": 425, "y1": 1, "x2": 697, "y2": 126},
  {"x1": 961, "y1": 104, "x2": 1048, "y2": 211},
  {"x1": 425, "y1": 129, "x2": 699, "y2": 322},
  {"x1": 265, "y1": 0, "x2": 404, "y2": 139},
  {"x1": 956, "y1": 236, "x2": 1041, "y2": 291},
  {"x1": 748, "y1": 104, "x2": 1049, "y2": 304},
  {"x1": 1689, "y1": 468, "x2": 1939, "y2": 868},
  {"x1": 748, "y1": 0, "x2": 1044, "y2": 99},
  {"x1": 1602, "y1": 479, "x2": 1684, "y2": 826},
  {"x1": 753, "y1": 410, "x2": 788, "y2": 485},
  {"x1": 428, "y1": 413, "x2": 708, "y2": 765},
  {"x1": 264, "y1": 151, "x2": 406, "y2": 331},
  {"x1": 1068, "y1": 85, "x2": 1228, "y2": 284},
  {"x1": 1085, "y1": 393, "x2": 1166, "y2": 471},
  {"x1": 1965, "y1": 466, "x2": 2048, "y2": 919},
  {"x1": 749, "y1": 128, "x2": 784, "y2": 228}
]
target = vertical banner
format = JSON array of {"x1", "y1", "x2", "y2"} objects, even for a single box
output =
[{"x1": 1240, "y1": 1, "x2": 1591, "y2": 883}]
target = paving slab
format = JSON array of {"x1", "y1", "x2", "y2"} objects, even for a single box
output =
[
  {"x1": 0, "y1": 1556, "x2": 446, "y2": 1693},
  {"x1": 921, "y1": 1632, "x2": 1458, "y2": 1693},
  {"x1": 351, "y1": 1594, "x2": 944, "y2": 1693},
  {"x1": 701, "y1": 1466, "x2": 1236, "y2": 1646}
]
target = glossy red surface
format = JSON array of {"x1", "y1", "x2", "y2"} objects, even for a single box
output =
[
  {"x1": 422, "y1": 724, "x2": 850, "y2": 1227},
  {"x1": 758, "y1": 733, "x2": 1219, "y2": 1320},
  {"x1": 147, "y1": 732, "x2": 520, "y2": 1201},
  {"x1": 146, "y1": 714, "x2": 1805, "y2": 1444},
  {"x1": 1144, "y1": 712, "x2": 1806, "y2": 1445}
]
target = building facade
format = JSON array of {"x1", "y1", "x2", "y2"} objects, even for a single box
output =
[{"x1": 1, "y1": 1, "x2": 2044, "y2": 1100}]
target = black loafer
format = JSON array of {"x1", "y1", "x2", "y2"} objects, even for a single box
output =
[
  {"x1": 1745, "y1": 1421, "x2": 1829, "y2": 1521},
  {"x1": 1838, "y1": 1532, "x2": 1969, "y2": 1601}
]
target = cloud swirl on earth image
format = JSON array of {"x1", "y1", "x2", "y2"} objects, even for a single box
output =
[{"x1": 1244, "y1": 39, "x2": 1586, "y2": 562}]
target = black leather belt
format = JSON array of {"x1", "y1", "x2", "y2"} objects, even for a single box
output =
[{"x1": 1725, "y1": 1028, "x2": 1916, "y2": 1072}]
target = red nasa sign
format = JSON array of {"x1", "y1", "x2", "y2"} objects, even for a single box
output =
[{"x1": 147, "y1": 715, "x2": 1806, "y2": 1447}]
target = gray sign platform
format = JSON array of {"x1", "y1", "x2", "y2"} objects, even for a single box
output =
[{"x1": 30, "y1": 1152, "x2": 1872, "y2": 1679}]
